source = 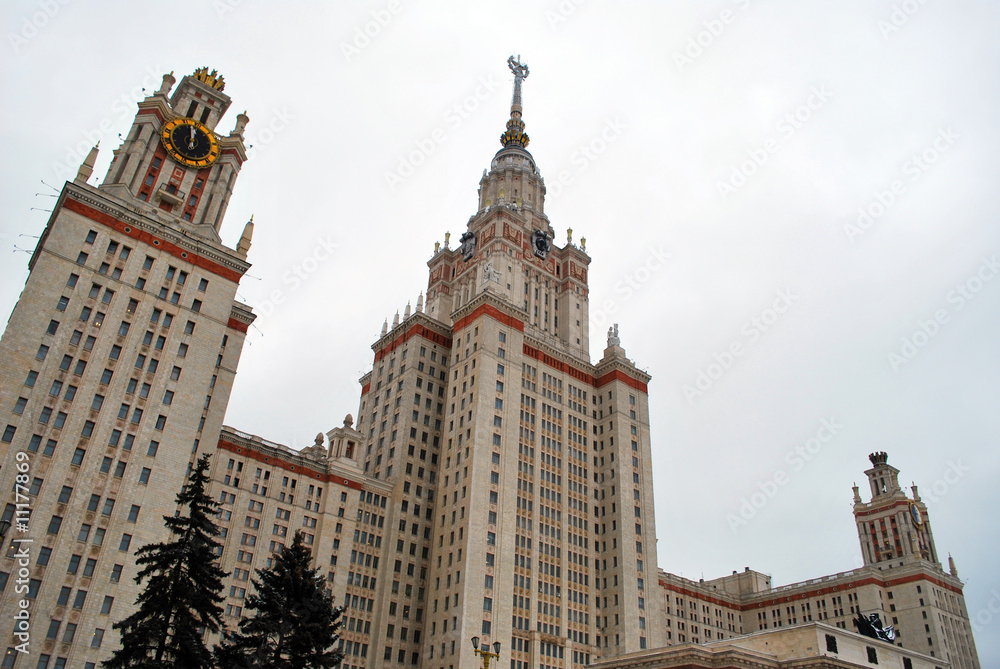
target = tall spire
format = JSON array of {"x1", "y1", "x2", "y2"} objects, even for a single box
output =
[{"x1": 500, "y1": 55, "x2": 530, "y2": 149}]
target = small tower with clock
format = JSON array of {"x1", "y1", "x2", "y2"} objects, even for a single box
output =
[
  {"x1": 99, "y1": 67, "x2": 249, "y2": 238},
  {"x1": 853, "y1": 451, "x2": 940, "y2": 569},
  {"x1": 0, "y1": 66, "x2": 256, "y2": 666}
]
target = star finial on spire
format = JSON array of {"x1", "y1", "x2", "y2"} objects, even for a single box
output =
[{"x1": 501, "y1": 55, "x2": 531, "y2": 149}]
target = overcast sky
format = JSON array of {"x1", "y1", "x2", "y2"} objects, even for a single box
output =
[{"x1": 2, "y1": 1, "x2": 998, "y2": 662}]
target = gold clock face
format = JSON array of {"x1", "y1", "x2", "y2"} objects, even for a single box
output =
[{"x1": 160, "y1": 117, "x2": 220, "y2": 168}]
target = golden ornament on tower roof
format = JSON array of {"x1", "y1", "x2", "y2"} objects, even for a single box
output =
[{"x1": 193, "y1": 67, "x2": 226, "y2": 91}]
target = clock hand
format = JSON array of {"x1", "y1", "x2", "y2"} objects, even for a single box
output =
[{"x1": 188, "y1": 126, "x2": 197, "y2": 150}]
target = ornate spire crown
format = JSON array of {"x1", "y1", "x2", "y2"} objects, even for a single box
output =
[
  {"x1": 193, "y1": 67, "x2": 226, "y2": 91},
  {"x1": 500, "y1": 55, "x2": 530, "y2": 149}
]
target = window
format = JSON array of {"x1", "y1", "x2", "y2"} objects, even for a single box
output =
[
  {"x1": 37, "y1": 546, "x2": 52, "y2": 566},
  {"x1": 47, "y1": 319, "x2": 60, "y2": 334},
  {"x1": 119, "y1": 534, "x2": 132, "y2": 551},
  {"x1": 71, "y1": 448, "x2": 86, "y2": 465},
  {"x1": 1, "y1": 426, "x2": 15, "y2": 444},
  {"x1": 36, "y1": 344, "x2": 49, "y2": 361},
  {"x1": 170, "y1": 366, "x2": 181, "y2": 380},
  {"x1": 110, "y1": 564, "x2": 123, "y2": 582},
  {"x1": 178, "y1": 343, "x2": 188, "y2": 357},
  {"x1": 127, "y1": 505, "x2": 140, "y2": 522},
  {"x1": 58, "y1": 486, "x2": 73, "y2": 504},
  {"x1": 101, "y1": 499, "x2": 115, "y2": 516},
  {"x1": 191, "y1": 299, "x2": 202, "y2": 313},
  {"x1": 139, "y1": 468, "x2": 151, "y2": 485},
  {"x1": 25, "y1": 370, "x2": 38, "y2": 387},
  {"x1": 73, "y1": 590, "x2": 87, "y2": 609},
  {"x1": 109, "y1": 344, "x2": 121, "y2": 360},
  {"x1": 198, "y1": 278, "x2": 209, "y2": 291},
  {"x1": 91, "y1": 628, "x2": 105, "y2": 648},
  {"x1": 155, "y1": 415, "x2": 167, "y2": 430},
  {"x1": 91, "y1": 394, "x2": 105, "y2": 411},
  {"x1": 47, "y1": 515, "x2": 63, "y2": 535},
  {"x1": 77, "y1": 251, "x2": 89, "y2": 265}
]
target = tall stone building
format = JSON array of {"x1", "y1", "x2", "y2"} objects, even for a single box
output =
[
  {"x1": 654, "y1": 453, "x2": 979, "y2": 669},
  {"x1": 0, "y1": 60, "x2": 664, "y2": 668},
  {"x1": 0, "y1": 68, "x2": 257, "y2": 668},
  {"x1": 0, "y1": 61, "x2": 981, "y2": 669}
]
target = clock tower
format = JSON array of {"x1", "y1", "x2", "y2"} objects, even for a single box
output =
[
  {"x1": 853, "y1": 451, "x2": 939, "y2": 568},
  {"x1": 0, "y1": 67, "x2": 255, "y2": 667},
  {"x1": 98, "y1": 67, "x2": 249, "y2": 238}
]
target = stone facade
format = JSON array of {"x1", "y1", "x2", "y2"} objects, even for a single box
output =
[
  {"x1": 0, "y1": 69, "x2": 254, "y2": 668},
  {"x1": 0, "y1": 63, "x2": 982, "y2": 669},
  {"x1": 654, "y1": 454, "x2": 979, "y2": 669},
  {"x1": 590, "y1": 621, "x2": 947, "y2": 669}
]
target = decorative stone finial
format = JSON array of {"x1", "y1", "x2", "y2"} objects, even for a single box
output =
[
  {"x1": 852, "y1": 484, "x2": 862, "y2": 503},
  {"x1": 911, "y1": 484, "x2": 920, "y2": 501},
  {"x1": 232, "y1": 111, "x2": 249, "y2": 139},
  {"x1": 157, "y1": 71, "x2": 176, "y2": 96},
  {"x1": 404, "y1": 301, "x2": 411, "y2": 319},
  {"x1": 434, "y1": 241, "x2": 441, "y2": 254},
  {"x1": 444, "y1": 232, "x2": 451, "y2": 249},
  {"x1": 315, "y1": 432, "x2": 324, "y2": 447},
  {"x1": 580, "y1": 236, "x2": 587, "y2": 252},
  {"x1": 392, "y1": 311, "x2": 400, "y2": 327},
  {"x1": 567, "y1": 227, "x2": 573, "y2": 245},
  {"x1": 344, "y1": 414, "x2": 354, "y2": 428},
  {"x1": 75, "y1": 143, "x2": 100, "y2": 184},
  {"x1": 237, "y1": 216, "x2": 254, "y2": 256},
  {"x1": 381, "y1": 320, "x2": 388, "y2": 336},
  {"x1": 416, "y1": 292, "x2": 424, "y2": 313},
  {"x1": 608, "y1": 323, "x2": 620, "y2": 347}
]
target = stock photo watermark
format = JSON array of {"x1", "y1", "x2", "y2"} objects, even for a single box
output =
[
  {"x1": 51, "y1": 66, "x2": 164, "y2": 182},
  {"x1": 717, "y1": 84, "x2": 833, "y2": 201},
  {"x1": 673, "y1": 0, "x2": 752, "y2": 72},
  {"x1": 544, "y1": 0, "x2": 586, "y2": 29},
  {"x1": 255, "y1": 236, "x2": 339, "y2": 321},
  {"x1": 971, "y1": 588, "x2": 1000, "y2": 634},
  {"x1": 7, "y1": 0, "x2": 72, "y2": 53},
  {"x1": 682, "y1": 289, "x2": 797, "y2": 403},
  {"x1": 341, "y1": 0, "x2": 403, "y2": 62},
  {"x1": 245, "y1": 108, "x2": 295, "y2": 161},
  {"x1": 844, "y1": 127, "x2": 958, "y2": 243},
  {"x1": 726, "y1": 417, "x2": 844, "y2": 533},
  {"x1": 589, "y1": 245, "x2": 671, "y2": 330},
  {"x1": 546, "y1": 117, "x2": 627, "y2": 201},
  {"x1": 887, "y1": 254, "x2": 998, "y2": 371},
  {"x1": 384, "y1": 76, "x2": 502, "y2": 191},
  {"x1": 877, "y1": 0, "x2": 931, "y2": 40}
]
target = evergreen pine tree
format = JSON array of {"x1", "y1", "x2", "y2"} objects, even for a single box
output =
[
  {"x1": 103, "y1": 454, "x2": 227, "y2": 669},
  {"x1": 215, "y1": 531, "x2": 345, "y2": 669}
]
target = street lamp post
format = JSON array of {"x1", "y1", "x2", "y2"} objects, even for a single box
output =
[{"x1": 470, "y1": 636, "x2": 501, "y2": 669}]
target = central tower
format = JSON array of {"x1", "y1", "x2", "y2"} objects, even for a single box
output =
[
  {"x1": 357, "y1": 58, "x2": 665, "y2": 669},
  {"x1": 424, "y1": 56, "x2": 592, "y2": 362}
]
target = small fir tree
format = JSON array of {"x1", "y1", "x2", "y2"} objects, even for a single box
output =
[
  {"x1": 216, "y1": 531, "x2": 345, "y2": 669},
  {"x1": 103, "y1": 454, "x2": 227, "y2": 669}
]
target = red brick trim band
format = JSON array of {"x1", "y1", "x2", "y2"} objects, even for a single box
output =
[{"x1": 64, "y1": 197, "x2": 244, "y2": 282}]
